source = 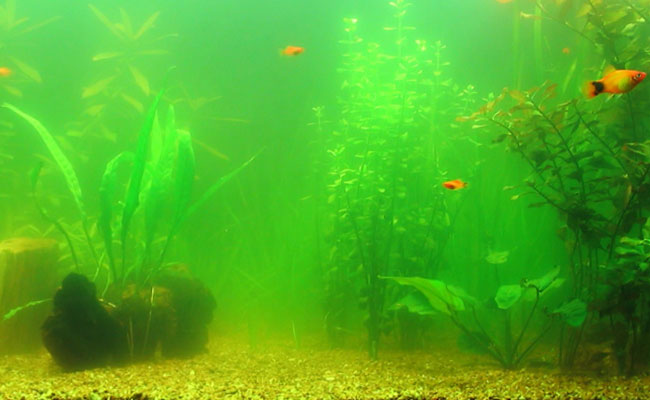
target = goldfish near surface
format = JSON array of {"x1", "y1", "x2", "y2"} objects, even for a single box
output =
[
  {"x1": 583, "y1": 68, "x2": 646, "y2": 98},
  {"x1": 281, "y1": 46, "x2": 305, "y2": 56},
  {"x1": 442, "y1": 179, "x2": 467, "y2": 190}
]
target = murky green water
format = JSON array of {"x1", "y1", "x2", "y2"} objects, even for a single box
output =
[{"x1": 1, "y1": 0, "x2": 650, "y2": 390}]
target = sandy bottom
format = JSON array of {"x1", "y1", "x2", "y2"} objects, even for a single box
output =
[{"x1": 0, "y1": 335, "x2": 648, "y2": 400}]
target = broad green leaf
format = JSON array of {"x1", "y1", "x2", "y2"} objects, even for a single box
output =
[
  {"x1": 82, "y1": 76, "x2": 115, "y2": 98},
  {"x1": 495, "y1": 284, "x2": 522, "y2": 310},
  {"x1": 2, "y1": 103, "x2": 87, "y2": 220},
  {"x1": 389, "y1": 291, "x2": 435, "y2": 315},
  {"x1": 522, "y1": 278, "x2": 565, "y2": 302},
  {"x1": 120, "y1": 88, "x2": 166, "y2": 257},
  {"x1": 552, "y1": 299, "x2": 587, "y2": 327},
  {"x1": 526, "y1": 265, "x2": 560, "y2": 292},
  {"x1": 128, "y1": 64, "x2": 149, "y2": 96},
  {"x1": 381, "y1": 276, "x2": 465, "y2": 315},
  {"x1": 9, "y1": 57, "x2": 41, "y2": 83},
  {"x1": 143, "y1": 110, "x2": 177, "y2": 254},
  {"x1": 99, "y1": 151, "x2": 133, "y2": 279}
]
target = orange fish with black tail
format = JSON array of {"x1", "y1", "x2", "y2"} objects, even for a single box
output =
[
  {"x1": 442, "y1": 179, "x2": 467, "y2": 190},
  {"x1": 583, "y1": 67, "x2": 646, "y2": 98},
  {"x1": 281, "y1": 45, "x2": 304, "y2": 56}
]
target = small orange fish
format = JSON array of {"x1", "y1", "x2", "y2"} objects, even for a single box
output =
[
  {"x1": 281, "y1": 46, "x2": 305, "y2": 56},
  {"x1": 496, "y1": 0, "x2": 513, "y2": 3},
  {"x1": 0, "y1": 67, "x2": 12, "y2": 77},
  {"x1": 561, "y1": 47, "x2": 570, "y2": 55},
  {"x1": 442, "y1": 179, "x2": 467, "y2": 190},
  {"x1": 583, "y1": 67, "x2": 646, "y2": 98}
]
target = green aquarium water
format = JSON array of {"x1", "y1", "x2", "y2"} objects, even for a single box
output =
[{"x1": 1, "y1": 0, "x2": 650, "y2": 398}]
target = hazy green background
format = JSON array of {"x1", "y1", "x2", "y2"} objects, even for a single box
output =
[{"x1": 0, "y1": 0, "x2": 580, "y2": 340}]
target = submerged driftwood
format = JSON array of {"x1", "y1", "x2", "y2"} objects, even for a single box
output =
[{"x1": 0, "y1": 237, "x2": 59, "y2": 353}]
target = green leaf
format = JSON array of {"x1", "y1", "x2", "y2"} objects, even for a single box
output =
[
  {"x1": 3, "y1": 103, "x2": 87, "y2": 221},
  {"x1": 170, "y1": 127, "x2": 195, "y2": 233},
  {"x1": 128, "y1": 64, "x2": 149, "y2": 96},
  {"x1": 120, "y1": 88, "x2": 166, "y2": 261},
  {"x1": 99, "y1": 151, "x2": 133, "y2": 280},
  {"x1": 389, "y1": 291, "x2": 436, "y2": 315},
  {"x1": 495, "y1": 284, "x2": 522, "y2": 310},
  {"x1": 82, "y1": 76, "x2": 116, "y2": 98},
  {"x1": 552, "y1": 299, "x2": 587, "y2": 327},
  {"x1": 2, "y1": 299, "x2": 50, "y2": 322},
  {"x1": 92, "y1": 51, "x2": 123, "y2": 61},
  {"x1": 134, "y1": 11, "x2": 160, "y2": 40},
  {"x1": 120, "y1": 93, "x2": 143, "y2": 113},
  {"x1": 381, "y1": 276, "x2": 465, "y2": 315},
  {"x1": 88, "y1": 4, "x2": 124, "y2": 39},
  {"x1": 9, "y1": 57, "x2": 41, "y2": 83},
  {"x1": 186, "y1": 149, "x2": 262, "y2": 217},
  {"x1": 643, "y1": 219, "x2": 650, "y2": 240},
  {"x1": 118, "y1": 8, "x2": 133, "y2": 38},
  {"x1": 526, "y1": 265, "x2": 560, "y2": 292},
  {"x1": 141, "y1": 111, "x2": 175, "y2": 264}
]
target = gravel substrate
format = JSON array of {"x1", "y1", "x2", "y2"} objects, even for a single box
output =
[{"x1": 0, "y1": 335, "x2": 648, "y2": 400}]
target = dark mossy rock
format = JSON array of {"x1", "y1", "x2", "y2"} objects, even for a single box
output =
[
  {"x1": 41, "y1": 273, "x2": 127, "y2": 371},
  {"x1": 112, "y1": 264, "x2": 216, "y2": 359},
  {"x1": 154, "y1": 264, "x2": 216, "y2": 358},
  {"x1": 113, "y1": 284, "x2": 176, "y2": 360}
]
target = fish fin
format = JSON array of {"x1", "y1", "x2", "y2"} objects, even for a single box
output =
[
  {"x1": 603, "y1": 65, "x2": 617, "y2": 76},
  {"x1": 582, "y1": 80, "x2": 602, "y2": 98}
]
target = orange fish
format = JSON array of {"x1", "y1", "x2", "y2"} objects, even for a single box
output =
[
  {"x1": 442, "y1": 179, "x2": 467, "y2": 190},
  {"x1": 496, "y1": 0, "x2": 514, "y2": 3},
  {"x1": 0, "y1": 67, "x2": 12, "y2": 77},
  {"x1": 583, "y1": 67, "x2": 646, "y2": 98},
  {"x1": 281, "y1": 46, "x2": 304, "y2": 56},
  {"x1": 561, "y1": 47, "x2": 570, "y2": 54}
]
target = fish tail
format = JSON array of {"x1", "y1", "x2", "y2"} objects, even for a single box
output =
[{"x1": 583, "y1": 80, "x2": 604, "y2": 98}]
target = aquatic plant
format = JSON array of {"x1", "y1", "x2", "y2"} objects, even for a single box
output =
[
  {"x1": 461, "y1": 80, "x2": 650, "y2": 371},
  {"x1": 5, "y1": 88, "x2": 259, "y2": 292},
  {"x1": 0, "y1": 0, "x2": 57, "y2": 97},
  {"x1": 321, "y1": 1, "x2": 477, "y2": 358},
  {"x1": 85, "y1": 5, "x2": 172, "y2": 113},
  {"x1": 463, "y1": 0, "x2": 650, "y2": 374},
  {"x1": 383, "y1": 266, "x2": 586, "y2": 369},
  {"x1": 64, "y1": 5, "x2": 175, "y2": 150}
]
